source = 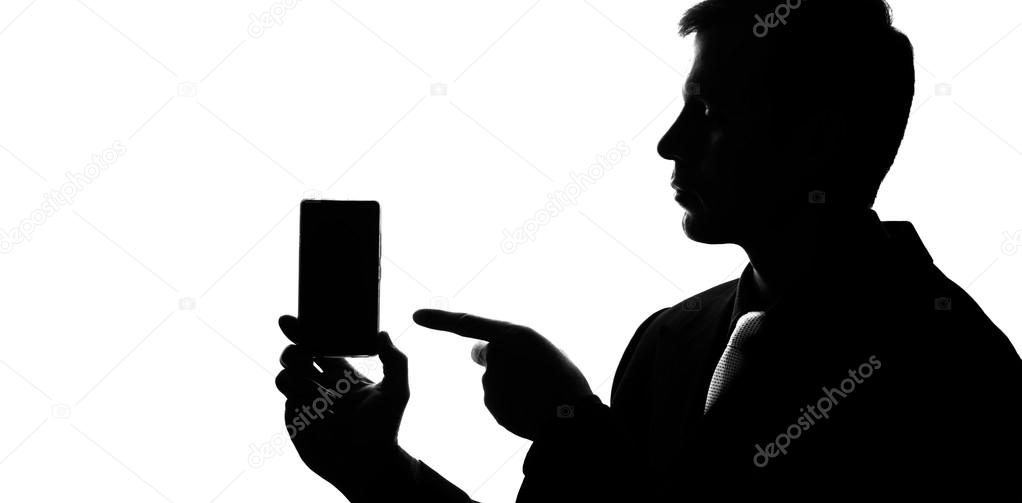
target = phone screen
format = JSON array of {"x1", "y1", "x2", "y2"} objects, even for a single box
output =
[{"x1": 298, "y1": 199, "x2": 380, "y2": 356}]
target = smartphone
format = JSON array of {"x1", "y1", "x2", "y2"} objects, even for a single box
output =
[{"x1": 298, "y1": 199, "x2": 380, "y2": 356}]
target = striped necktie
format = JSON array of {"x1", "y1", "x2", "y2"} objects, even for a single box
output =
[{"x1": 704, "y1": 311, "x2": 767, "y2": 415}]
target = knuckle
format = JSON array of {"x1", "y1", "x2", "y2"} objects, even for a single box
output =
[
  {"x1": 280, "y1": 344, "x2": 311, "y2": 368},
  {"x1": 392, "y1": 350, "x2": 408, "y2": 365},
  {"x1": 275, "y1": 371, "x2": 293, "y2": 393},
  {"x1": 278, "y1": 345, "x2": 295, "y2": 366}
]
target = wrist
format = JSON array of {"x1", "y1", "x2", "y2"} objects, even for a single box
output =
[
  {"x1": 523, "y1": 394, "x2": 609, "y2": 479},
  {"x1": 328, "y1": 444, "x2": 419, "y2": 496},
  {"x1": 535, "y1": 393, "x2": 607, "y2": 443}
]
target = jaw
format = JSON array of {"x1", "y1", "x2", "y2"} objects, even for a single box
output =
[
  {"x1": 681, "y1": 207, "x2": 737, "y2": 245},
  {"x1": 680, "y1": 201, "x2": 791, "y2": 248}
]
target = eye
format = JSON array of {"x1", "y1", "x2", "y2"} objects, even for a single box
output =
[{"x1": 703, "y1": 103, "x2": 719, "y2": 122}]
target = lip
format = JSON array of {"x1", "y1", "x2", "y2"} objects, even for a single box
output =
[{"x1": 674, "y1": 189, "x2": 700, "y2": 208}]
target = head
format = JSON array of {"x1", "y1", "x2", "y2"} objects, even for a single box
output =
[{"x1": 658, "y1": 0, "x2": 915, "y2": 247}]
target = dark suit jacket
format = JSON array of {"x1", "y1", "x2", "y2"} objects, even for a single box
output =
[
  {"x1": 515, "y1": 211, "x2": 1021, "y2": 501},
  {"x1": 385, "y1": 211, "x2": 1021, "y2": 502}
]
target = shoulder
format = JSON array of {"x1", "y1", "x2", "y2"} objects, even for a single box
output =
[
  {"x1": 625, "y1": 277, "x2": 739, "y2": 351},
  {"x1": 610, "y1": 277, "x2": 739, "y2": 400},
  {"x1": 876, "y1": 259, "x2": 1021, "y2": 382},
  {"x1": 919, "y1": 264, "x2": 1019, "y2": 363},
  {"x1": 656, "y1": 278, "x2": 739, "y2": 333}
]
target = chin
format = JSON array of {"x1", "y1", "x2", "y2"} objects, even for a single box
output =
[{"x1": 681, "y1": 210, "x2": 732, "y2": 245}]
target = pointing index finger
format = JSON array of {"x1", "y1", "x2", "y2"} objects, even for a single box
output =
[{"x1": 412, "y1": 309, "x2": 512, "y2": 343}]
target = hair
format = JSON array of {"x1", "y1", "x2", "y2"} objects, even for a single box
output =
[{"x1": 679, "y1": 0, "x2": 915, "y2": 208}]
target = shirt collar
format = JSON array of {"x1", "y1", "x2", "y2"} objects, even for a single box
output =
[
  {"x1": 725, "y1": 210, "x2": 932, "y2": 333},
  {"x1": 727, "y1": 263, "x2": 770, "y2": 334}
]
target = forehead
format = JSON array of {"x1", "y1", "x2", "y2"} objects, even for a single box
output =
[{"x1": 687, "y1": 28, "x2": 767, "y2": 105}]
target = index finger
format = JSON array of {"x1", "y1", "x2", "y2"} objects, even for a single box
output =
[{"x1": 412, "y1": 309, "x2": 514, "y2": 343}]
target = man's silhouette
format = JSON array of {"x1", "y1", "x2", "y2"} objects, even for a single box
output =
[{"x1": 275, "y1": 0, "x2": 1022, "y2": 500}]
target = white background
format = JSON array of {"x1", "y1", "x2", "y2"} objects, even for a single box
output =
[{"x1": 1, "y1": 1, "x2": 1020, "y2": 501}]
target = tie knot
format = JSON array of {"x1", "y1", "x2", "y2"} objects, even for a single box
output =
[{"x1": 729, "y1": 311, "x2": 766, "y2": 350}]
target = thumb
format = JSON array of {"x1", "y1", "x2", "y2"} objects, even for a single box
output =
[{"x1": 376, "y1": 332, "x2": 409, "y2": 398}]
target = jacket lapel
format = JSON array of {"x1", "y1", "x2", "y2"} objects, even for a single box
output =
[{"x1": 649, "y1": 286, "x2": 736, "y2": 475}]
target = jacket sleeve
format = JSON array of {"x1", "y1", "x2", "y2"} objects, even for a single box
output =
[
  {"x1": 514, "y1": 308, "x2": 668, "y2": 503},
  {"x1": 335, "y1": 445, "x2": 480, "y2": 502},
  {"x1": 415, "y1": 459, "x2": 481, "y2": 502}
]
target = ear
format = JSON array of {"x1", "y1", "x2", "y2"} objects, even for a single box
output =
[{"x1": 791, "y1": 106, "x2": 845, "y2": 186}]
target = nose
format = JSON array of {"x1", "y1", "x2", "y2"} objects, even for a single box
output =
[
  {"x1": 657, "y1": 111, "x2": 683, "y2": 161},
  {"x1": 657, "y1": 102, "x2": 706, "y2": 163}
]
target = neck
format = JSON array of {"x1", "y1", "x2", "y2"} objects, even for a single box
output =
[{"x1": 742, "y1": 206, "x2": 875, "y2": 306}]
